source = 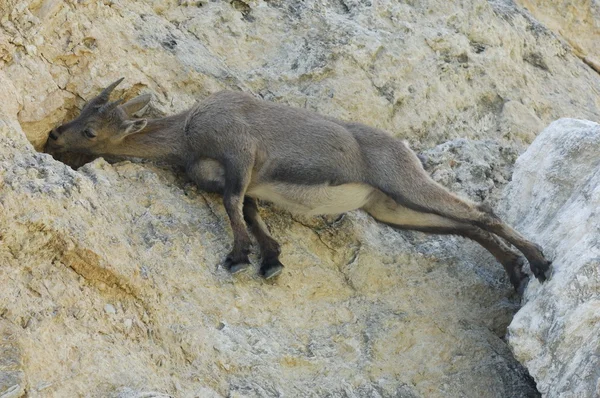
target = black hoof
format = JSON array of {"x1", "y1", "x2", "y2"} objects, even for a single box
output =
[
  {"x1": 531, "y1": 259, "x2": 552, "y2": 283},
  {"x1": 229, "y1": 262, "x2": 250, "y2": 274},
  {"x1": 260, "y1": 259, "x2": 284, "y2": 280},
  {"x1": 223, "y1": 256, "x2": 251, "y2": 275},
  {"x1": 515, "y1": 275, "x2": 530, "y2": 296},
  {"x1": 541, "y1": 264, "x2": 553, "y2": 282},
  {"x1": 507, "y1": 256, "x2": 527, "y2": 292}
]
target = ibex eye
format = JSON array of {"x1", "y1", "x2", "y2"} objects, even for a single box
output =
[{"x1": 83, "y1": 128, "x2": 96, "y2": 138}]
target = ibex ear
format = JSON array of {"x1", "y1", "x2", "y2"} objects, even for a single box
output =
[
  {"x1": 120, "y1": 94, "x2": 152, "y2": 116},
  {"x1": 119, "y1": 119, "x2": 148, "y2": 139}
]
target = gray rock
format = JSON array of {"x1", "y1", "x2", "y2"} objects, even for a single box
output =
[
  {"x1": 504, "y1": 118, "x2": 600, "y2": 397},
  {"x1": 0, "y1": 321, "x2": 25, "y2": 398},
  {"x1": 421, "y1": 139, "x2": 519, "y2": 203},
  {"x1": 104, "y1": 304, "x2": 117, "y2": 315}
]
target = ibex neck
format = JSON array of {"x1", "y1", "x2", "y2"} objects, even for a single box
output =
[{"x1": 117, "y1": 112, "x2": 190, "y2": 164}]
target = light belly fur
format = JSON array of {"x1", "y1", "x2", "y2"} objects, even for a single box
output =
[{"x1": 247, "y1": 182, "x2": 375, "y2": 216}]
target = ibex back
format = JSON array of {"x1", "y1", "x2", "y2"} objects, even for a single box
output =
[{"x1": 45, "y1": 78, "x2": 551, "y2": 292}]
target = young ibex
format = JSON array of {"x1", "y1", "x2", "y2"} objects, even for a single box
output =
[{"x1": 45, "y1": 78, "x2": 551, "y2": 292}]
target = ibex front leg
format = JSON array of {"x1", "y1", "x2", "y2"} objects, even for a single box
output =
[
  {"x1": 221, "y1": 154, "x2": 255, "y2": 274},
  {"x1": 187, "y1": 159, "x2": 281, "y2": 277},
  {"x1": 243, "y1": 197, "x2": 284, "y2": 279}
]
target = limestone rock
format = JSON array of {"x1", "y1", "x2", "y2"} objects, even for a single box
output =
[
  {"x1": 515, "y1": 0, "x2": 600, "y2": 72},
  {"x1": 2, "y1": 0, "x2": 600, "y2": 151},
  {"x1": 3, "y1": 0, "x2": 599, "y2": 396},
  {"x1": 421, "y1": 139, "x2": 519, "y2": 204},
  {"x1": 504, "y1": 119, "x2": 600, "y2": 398},
  {"x1": 0, "y1": 320, "x2": 24, "y2": 398},
  {"x1": 0, "y1": 118, "x2": 537, "y2": 396}
]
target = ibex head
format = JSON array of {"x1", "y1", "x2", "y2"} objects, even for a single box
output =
[{"x1": 45, "y1": 78, "x2": 151, "y2": 155}]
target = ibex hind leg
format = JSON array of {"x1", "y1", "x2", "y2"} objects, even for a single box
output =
[
  {"x1": 475, "y1": 204, "x2": 551, "y2": 282},
  {"x1": 363, "y1": 192, "x2": 529, "y2": 292},
  {"x1": 365, "y1": 142, "x2": 551, "y2": 282}
]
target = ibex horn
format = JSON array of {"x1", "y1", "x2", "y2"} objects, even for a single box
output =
[{"x1": 97, "y1": 77, "x2": 125, "y2": 103}]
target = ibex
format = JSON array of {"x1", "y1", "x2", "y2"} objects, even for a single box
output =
[{"x1": 45, "y1": 78, "x2": 551, "y2": 292}]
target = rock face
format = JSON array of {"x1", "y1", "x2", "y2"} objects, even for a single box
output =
[
  {"x1": 1, "y1": 0, "x2": 599, "y2": 396},
  {"x1": 1, "y1": 115, "x2": 538, "y2": 398},
  {"x1": 504, "y1": 118, "x2": 600, "y2": 398},
  {"x1": 2, "y1": 0, "x2": 600, "y2": 150},
  {"x1": 515, "y1": 0, "x2": 600, "y2": 72}
]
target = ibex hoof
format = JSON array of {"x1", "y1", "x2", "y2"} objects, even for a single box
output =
[
  {"x1": 531, "y1": 259, "x2": 552, "y2": 283},
  {"x1": 260, "y1": 259, "x2": 284, "y2": 280},
  {"x1": 515, "y1": 275, "x2": 530, "y2": 296},
  {"x1": 542, "y1": 264, "x2": 553, "y2": 282},
  {"x1": 228, "y1": 262, "x2": 250, "y2": 274},
  {"x1": 224, "y1": 256, "x2": 251, "y2": 274}
]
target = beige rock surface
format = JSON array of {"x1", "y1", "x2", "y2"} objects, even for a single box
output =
[
  {"x1": 515, "y1": 0, "x2": 600, "y2": 72},
  {"x1": 2, "y1": 0, "x2": 600, "y2": 396},
  {"x1": 1, "y1": 0, "x2": 600, "y2": 151},
  {"x1": 1, "y1": 121, "x2": 536, "y2": 397}
]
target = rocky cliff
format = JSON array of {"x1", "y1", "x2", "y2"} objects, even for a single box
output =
[
  {"x1": 2, "y1": 115, "x2": 538, "y2": 398},
  {"x1": 3, "y1": 0, "x2": 600, "y2": 150},
  {"x1": 505, "y1": 119, "x2": 600, "y2": 398},
  {"x1": 515, "y1": 0, "x2": 600, "y2": 73},
  {"x1": 1, "y1": 0, "x2": 600, "y2": 397}
]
